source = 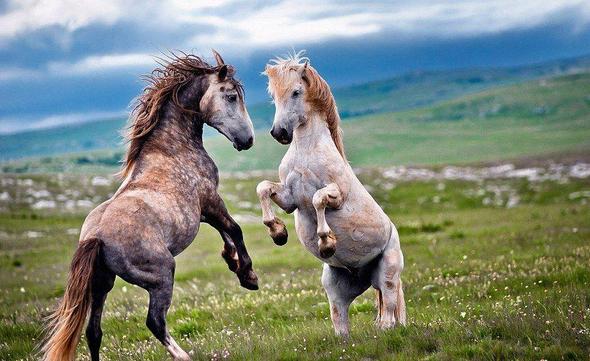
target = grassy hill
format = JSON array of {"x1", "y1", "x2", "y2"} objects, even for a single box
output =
[
  {"x1": 2, "y1": 54, "x2": 590, "y2": 162},
  {"x1": 2, "y1": 71, "x2": 590, "y2": 174},
  {"x1": 203, "y1": 72, "x2": 590, "y2": 171}
]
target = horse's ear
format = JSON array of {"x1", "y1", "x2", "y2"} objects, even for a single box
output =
[
  {"x1": 212, "y1": 49, "x2": 225, "y2": 66},
  {"x1": 300, "y1": 61, "x2": 309, "y2": 82},
  {"x1": 218, "y1": 65, "x2": 228, "y2": 81}
]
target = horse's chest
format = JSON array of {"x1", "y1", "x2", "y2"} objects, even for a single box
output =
[{"x1": 285, "y1": 168, "x2": 322, "y2": 210}]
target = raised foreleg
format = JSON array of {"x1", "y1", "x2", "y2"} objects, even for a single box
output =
[
  {"x1": 203, "y1": 196, "x2": 259, "y2": 290},
  {"x1": 256, "y1": 180, "x2": 296, "y2": 245},
  {"x1": 312, "y1": 183, "x2": 344, "y2": 258}
]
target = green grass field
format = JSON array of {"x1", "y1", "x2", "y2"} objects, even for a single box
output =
[
  {"x1": 1, "y1": 61, "x2": 590, "y2": 360},
  {"x1": 1, "y1": 158, "x2": 589, "y2": 360}
]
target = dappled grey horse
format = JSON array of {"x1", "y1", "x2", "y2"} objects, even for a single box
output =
[
  {"x1": 257, "y1": 52, "x2": 406, "y2": 336},
  {"x1": 42, "y1": 51, "x2": 258, "y2": 361}
]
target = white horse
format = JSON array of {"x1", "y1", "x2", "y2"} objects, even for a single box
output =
[{"x1": 257, "y1": 53, "x2": 406, "y2": 336}]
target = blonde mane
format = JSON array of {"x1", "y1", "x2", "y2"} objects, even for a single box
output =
[{"x1": 265, "y1": 51, "x2": 346, "y2": 160}]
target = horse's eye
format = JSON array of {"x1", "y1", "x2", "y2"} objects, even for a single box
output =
[
  {"x1": 292, "y1": 89, "x2": 301, "y2": 98},
  {"x1": 227, "y1": 94, "x2": 237, "y2": 103}
]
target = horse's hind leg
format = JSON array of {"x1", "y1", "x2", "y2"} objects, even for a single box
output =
[
  {"x1": 372, "y1": 232, "x2": 406, "y2": 329},
  {"x1": 86, "y1": 264, "x2": 115, "y2": 361},
  {"x1": 147, "y1": 280, "x2": 190, "y2": 361},
  {"x1": 321, "y1": 264, "x2": 370, "y2": 337},
  {"x1": 108, "y1": 244, "x2": 190, "y2": 360}
]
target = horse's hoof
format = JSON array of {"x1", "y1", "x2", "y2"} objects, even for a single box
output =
[
  {"x1": 265, "y1": 218, "x2": 288, "y2": 246},
  {"x1": 271, "y1": 229, "x2": 288, "y2": 246},
  {"x1": 319, "y1": 244, "x2": 336, "y2": 258},
  {"x1": 239, "y1": 269, "x2": 259, "y2": 291},
  {"x1": 318, "y1": 232, "x2": 336, "y2": 258}
]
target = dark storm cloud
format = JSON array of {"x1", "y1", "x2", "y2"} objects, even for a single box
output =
[{"x1": 1, "y1": 0, "x2": 590, "y2": 133}]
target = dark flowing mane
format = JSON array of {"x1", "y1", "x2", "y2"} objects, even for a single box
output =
[{"x1": 119, "y1": 52, "x2": 241, "y2": 178}]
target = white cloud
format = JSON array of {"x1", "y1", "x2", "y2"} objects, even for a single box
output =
[
  {"x1": 0, "y1": 67, "x2": 41, "y2": 81},
  {"x1": 381, "y1": 0, "x2": 590, "y2": 37},
  {"x1": 48, "y1": 53, "x2": 155, "y2": 75},
  {"x1": 188, "y1": 1, "x2": 384, "y2": 48},
  {"x1": 3, "y1": 1, "x2": 589, "y2": 47},
  {"x1": 0, "y1": 52, "x2": 156, "y2": 82},
  {"x1": 0, "y1": 0, "x2": 125, "y2": 40},
  {"x1": 0, "y1": 110, "x2": 127, "y2": 134},
  {"x1": 0, "y1": 0, "x2": 231, "y2": 42},
  {"x1": 1, "y1": 0, "x2": 590, "y2": 80},
  {"x1": 183, "y1": 0, "x2": 590, "y2": 49}
]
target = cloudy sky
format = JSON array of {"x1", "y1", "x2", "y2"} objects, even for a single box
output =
[{"x1": 1, "y1": 0, "x2": 590, "y2": 133}]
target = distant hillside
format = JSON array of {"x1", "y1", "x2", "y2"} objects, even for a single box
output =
[
  {"x1": 202, "y1": 72, "x2": 590, "y2": 171},
  {"x1": 4, "y1": 72, "x2": 589, "y2": 174},
  {"x1": 247, "y1": 54, "x2": 590, "y2": 128},
  {"x1": 2, "y1": 54, "x2": 590, "y2": 162}
]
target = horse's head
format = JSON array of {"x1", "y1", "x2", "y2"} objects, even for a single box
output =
[
  {"x1": 200, "y1": 51, "x2": 254, "y2": 151},
  {"x1": 263, "y1": 52, "x2": 312, "y2": 144}
]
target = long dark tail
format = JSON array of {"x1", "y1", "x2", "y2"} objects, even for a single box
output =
[{"x1": 41, "y1": 237, "x2": 101, "y2": 361}]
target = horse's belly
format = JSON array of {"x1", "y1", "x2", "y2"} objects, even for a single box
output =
[
  {"x1": 295, "y1": 209, "x2": 389, "y2": 268},
  {"x1": 165, "y1": 215, "x2": 200, "y2": 256}
]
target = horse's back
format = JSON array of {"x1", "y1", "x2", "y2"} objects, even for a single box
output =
[
  {"x1": 79, "y1": 185, "x2": 200, "y2": 274},
  {"x1": 79, "y1": 200, "x2": 110, "y2": 242}
]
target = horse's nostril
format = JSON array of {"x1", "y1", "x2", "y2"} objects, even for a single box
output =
[
  {"x1": 279, "y1": 128, "x2": 289, "y2": 140},
  {"x1": 247, "y1": 136, "x2": 253, "y2": 145}
]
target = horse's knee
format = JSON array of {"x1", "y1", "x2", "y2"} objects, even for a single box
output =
[
  {"x1": 256, "y1": 180, "x2": 273, "y2": 199},
  {"x1": 312, "y1": 190, "x2": 327, "y2": 209},
  {"x1": 383, "y1": 248, "x2": 404, "y2": 274}
]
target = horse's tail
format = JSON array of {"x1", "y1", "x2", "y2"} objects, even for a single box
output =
[
  {"x1": 375, "y1": 288, "x2": 383, "y2": 322},
  {"x1": 41, "y1": 237, "x2": 101, "y2": 361}
]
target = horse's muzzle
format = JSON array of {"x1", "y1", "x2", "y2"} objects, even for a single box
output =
[
  {"x1": 270, "y1": 126, "x2": 292, "y2": 144},
  {"x1": 235, "y1": 136, "x2": 254, "y2": 151}
]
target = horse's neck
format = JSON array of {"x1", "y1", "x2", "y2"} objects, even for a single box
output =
[
  {"x1": 135, "y1": 106, "x2": 209, "y2": 176},
  {"x1": 291, "y1": 113, "x2": 336, "y2": 154},
  {"x1": 149, "y1": 104, "x2": 204, "y2": 149}
]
